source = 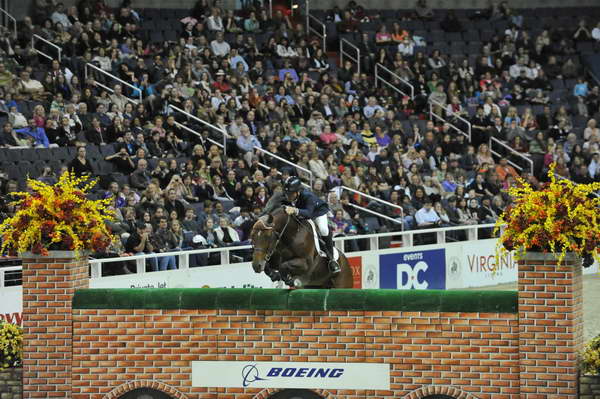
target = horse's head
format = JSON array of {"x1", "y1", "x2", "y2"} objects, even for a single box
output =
[{"x1": 250, "y1": 214, "x2": 275, "y2": 273}]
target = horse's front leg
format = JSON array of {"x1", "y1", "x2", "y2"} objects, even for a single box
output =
[{"x1": 280, "y1": 258, "x2": 309, "y2": 288}]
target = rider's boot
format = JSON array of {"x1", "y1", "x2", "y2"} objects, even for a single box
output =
[{"x1": 323, "y1": 233, "x2": 341, "y2": 275}]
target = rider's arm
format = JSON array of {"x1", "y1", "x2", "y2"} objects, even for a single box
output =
[{"x1": 296, "y1": 194, "x2": 316, "y2": 219}]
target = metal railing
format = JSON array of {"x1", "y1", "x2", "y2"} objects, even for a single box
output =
[
  {"x1": 339, "y1": 185, "x2": 405, "y2": 230},
  {"x1": 428, "y1": 99, "x2": 472, "y2": 142},
  {"x1": 340, "y1": 39, "x2": 360, "y2": 76},
  {"x1": 0, "y1": 6, "x2": 16, "y2": 38},
  {"x1": 85, "y1": 62, "x2": 142, "y2": 104},
  {"x1": 31, "y1": 34, "x2": 62, "y2": 62},
  {"x1": 489, "y1": 136, "x2": 534, "y2": 174},
  {"x1": 84, "y1": 223, "x2": 493, "y2": 279},
  {"x1": 168, "y1": 104, "x2": 228, "y2": 152},
  {"x1": 374, "y1": 63, "x2": 414, "y2": 99},
  {"x1": 2, "y1": 223, "x2": 499, "y2": 284},
  {"x1": 307, "y1": 13, "x2": 326, "y2": 51},
  {"x1": 256, "y1": 146, "x2": 314, "y2": 187}
]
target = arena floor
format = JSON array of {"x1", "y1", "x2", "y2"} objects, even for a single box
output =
[{"x1": 461, "y1": 274, "x2": 600, "y2": 341}]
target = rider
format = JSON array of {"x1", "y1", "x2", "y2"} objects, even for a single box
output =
[{"x1": 282, "y1": 176, "x2": 341, "y2": 275}]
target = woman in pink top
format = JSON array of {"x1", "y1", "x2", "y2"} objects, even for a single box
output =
[
  {"x1": 375, "y1": 25, "x2": 393, "y2": 45},
  {"x1": 319, "y1": 125, "x2": 338, "y2": 145}
]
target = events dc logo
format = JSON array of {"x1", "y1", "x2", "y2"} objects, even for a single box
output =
[{"x1": 379, "y1": 249, "x2": 446, "y2": 290}]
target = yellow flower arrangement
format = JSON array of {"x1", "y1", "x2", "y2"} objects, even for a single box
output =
[
  {"x1": 495, "y1": 163, "x2": 600, "y2": 265},
  {"x1": 0, "y1": 321, "x2": 22, "y2": 370},
  {"x1": 0, "y1": 172, "x2": 115, "y2": 256},
  {"x1": 582, "y1": 334, "x2": 600, "y2": 375}
]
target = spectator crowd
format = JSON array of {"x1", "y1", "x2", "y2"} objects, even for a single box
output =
[{"x1": 0, "y1": 0, "x2": 599, "y2": 273}]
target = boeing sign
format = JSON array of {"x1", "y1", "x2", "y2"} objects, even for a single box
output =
[{"x1": 192, "y1": 361, "x2": 390, "y2": 390}]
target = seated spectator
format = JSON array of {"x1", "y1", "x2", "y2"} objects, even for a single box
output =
[
  {"x1": 415, "y1": 199, "x2": 441, "y2": 228},
  {"x1": 125, "y1": 221, "x2": 158, "y2": 271}
]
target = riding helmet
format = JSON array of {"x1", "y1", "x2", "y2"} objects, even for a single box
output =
[{"x1": 284, "y1": 176, "x2": 302, "y2": 193}]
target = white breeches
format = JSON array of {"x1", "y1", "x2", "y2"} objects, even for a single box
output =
[{"x1": 314, "y1": 214, "x2": 329, "y2": 237}]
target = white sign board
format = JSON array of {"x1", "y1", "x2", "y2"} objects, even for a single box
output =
[
  {"x1": 89, "y1": 263, "x2": 282, "y2": 289},
  {"x1": 191, "y1": 361, "x2": 390, "y2": 390}
]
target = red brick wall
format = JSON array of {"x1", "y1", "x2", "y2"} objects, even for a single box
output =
[
  {"x1": 518, "y1": 252, "x2": 583, "y2": 398},
  {"x1": 21, "y1": 253, "x2": 89, "y2": 399},
  {"x1": 71, "y1": 308, "x2": 520, "y2": 399}
]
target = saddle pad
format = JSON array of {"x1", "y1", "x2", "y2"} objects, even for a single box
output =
[{"x1": 306, "y1": 219, "x2": 339, "y2": 261}]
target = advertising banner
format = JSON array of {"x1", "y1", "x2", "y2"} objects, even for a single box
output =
[
  {"x1": 89, "y1": 263, "x2": 282, "y2": 289},
  {"x1": 454, "y1": 240, "x2": 518, "y2": 288},
  {"x1": 379, "y1": 249, "x2": 446, "y2": 289},
  {"x1": 191, "y1": 361, "x2": 390, "y2": 390},
  {"x1": 0, "y1": 286, "x2": 22, "y2": 326}
]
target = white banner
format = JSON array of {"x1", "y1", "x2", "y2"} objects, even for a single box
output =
[
  {"x1": 89, "y1": 263, "x2": 282, "y2": 289},
  {"x1": 0, "y1": 286, "x2": 22, "y2": 325},
  {"x1": 191, "y1": 361, "x2": 390, "y2": 390}
]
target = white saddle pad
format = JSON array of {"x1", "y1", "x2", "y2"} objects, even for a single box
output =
[{"x1": 306, "y1": 219, "x2": 339, "y2": 261}]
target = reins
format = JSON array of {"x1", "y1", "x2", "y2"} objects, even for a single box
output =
[{"x1": 264, "y1": 213, "x2": 291, "y2": 262}]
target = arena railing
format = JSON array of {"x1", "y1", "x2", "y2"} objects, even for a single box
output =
[
  {"x1": 374, "y1": 63, "x2": 415, "y2": 100},
  {"x1": 340, "y1": 39, "x2": 360, "y2": 76},
  {"x1": 167, "y1": 104, "x2": 228, "y2": 153},
  {"x1": 489, "y1": 136, "x2": 534, "y2": 174},
  {"x1": 84, "y1": 63, "x2": 142, "y2": 104},
  {"x1": 31, "y1": 34, "x2": 62, "y2": 63},
  {"x1": 85, "y1": 223, "x2": 495, "y2": 278},
  {"x1": 0, "y1": 223, "x2": 497, "y2": 286},
  {"x1": 167, "y1": 105, "x2": 314, "y2": 185},
  {"x1": 0, "y1": 6, "x2": 16, "y2": 38},
  {"x1": 428, "y1": 98, "x2": 472, "y2": 142},
  {"x1": 307, "y1": 13, "x2": 326, "y2": 52},
  {"x1": 338, "y1": 185, "x2": 404, "y2": 230}
]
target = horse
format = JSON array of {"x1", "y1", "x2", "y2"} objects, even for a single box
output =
[{"x1": 250, "y1": 207, "x2": 354, "y2": 289}]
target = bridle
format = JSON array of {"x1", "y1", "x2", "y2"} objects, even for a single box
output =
[{"x1": 254, "y1": 213, "x2": 292, "y2": 262}]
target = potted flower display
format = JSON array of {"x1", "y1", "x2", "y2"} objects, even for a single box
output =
[
  {"x1": 0, "y1": 172, "x2": 114, "y2": 257},
  {"x1": 495, "y1": 164, "x2": 600, "y2": 266},
  {"x1": 581, "y1": 334, "x2": 600, "y2": 396},
  {"x1": 0, "y1": 321, "x2": 21, "y2": 370}
]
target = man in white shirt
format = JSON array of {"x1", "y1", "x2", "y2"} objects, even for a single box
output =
[
  {"x1": 592, "y1": 22, "x2": 600, "y2": 42},
  {"x1": 415, "y1": 199, "x2": 441, "y2": 228},
  {"x1": 363, "y1": 96, "x2": 385, "y2": 118},
  {"x1": 109, "y1": 84, "x2": 130, "y2": 111},
  {"x1": 17, "y1": 70, "x2": 44, "y2": 100},
  {"x1": 51, "y1": 3, "x2": 72, "y2": 29},
  {"x1": 210, "y1": 32, "x2": 230, "y2": 57},
  {"x1": 509, "y1": 57, "x2": 526, "y2": 79}
]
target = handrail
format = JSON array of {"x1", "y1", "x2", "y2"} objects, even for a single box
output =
[
  {"x1": 169, "y1": 104, "x2": 314, "y2": 186},
  {"x1": 31, "y1": 34, "x2": 62, "y2": 62},
  {"x1": 0, "y1": 7, "x2": 16, "y2": 38},
  {"x1": 255, "y1": 146, "x2": 314, "y2": 187},
  {"x1": 168, "y1": 104, "x2": 228, "y2": 153},
  {"x1": 428, "y1": 98, "x2": 472, "y2": 142},
  {"x1": 339, "y1": 185, "x2": 404, "y2": 231},
  {"x1": 374, "y1": 63, "x2": 414, "y2": 99},
  {"x1": 307, "y1": 13, "x2": 326, "y2": 51},
  {"x1": 489, "y1": 136, "x2": 534, "y2": 174},
  {"x1": 340, "y1": 39, "x2": 360, "y2": 76},
  {"x1": 85, "y1": 62, "x2": 142, "y2": 104}
]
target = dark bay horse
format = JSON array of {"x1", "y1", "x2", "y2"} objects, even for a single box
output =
[{"x1": 250, "y1": 207, "x2": 354, "y2": 289}]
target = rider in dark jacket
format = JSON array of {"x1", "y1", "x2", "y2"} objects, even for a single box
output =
[{"x1": 281, "y1": 176, "x2": 341, "y2": 274}]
